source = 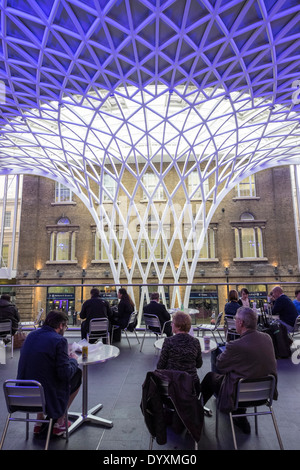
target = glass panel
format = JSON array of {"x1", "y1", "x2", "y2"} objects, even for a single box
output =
[
  {"x1": 56, "y1": 232, "x2": 70, "y2": 260},
  {"x1": 257, "y1": 228, "x2": 263, "y2": 257},
  {"x1": 235, "y1": 228, "x2": 240, "y2": 258},
  {"x1": 241, "y1": 227, "x2": 256, "y2": 257},
  {"x1": 55, "y1": 182, "x2": 72, "y2": 203},
  {"x1": 236, "y1": 175, "x2": 256, "y2": 197},
  {"x1": 143, "y1": 173, "x2": 164, "y2": 200},
  {"x1": 103, "y1": 173, "x2": 117, "y2": 201}
]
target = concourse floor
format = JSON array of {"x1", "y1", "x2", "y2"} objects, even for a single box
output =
[{"x1": 0, "y1": 330, "x2": 299, "y2": 454}]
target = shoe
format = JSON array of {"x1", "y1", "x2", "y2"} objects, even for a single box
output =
[
  {"x1": 233, "y1": 417, "x2": 251, "y2": 434},
  {"x1": 52, "y1": 421, "x2": 71, "y2": 437}
]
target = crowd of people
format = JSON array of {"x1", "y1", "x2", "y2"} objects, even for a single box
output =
[{"x1": 1, "y1": 284, "x2": 299, "y2": 444}]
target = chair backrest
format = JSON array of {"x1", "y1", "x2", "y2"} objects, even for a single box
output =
[
  {"x1": 127, "y1": 310, "x2": 138, "y2": 328},
  {"x1": 234, "y1": 375, "x2": 275, "y2": 409},
  {"x1": 3, "y1": 380, "x2": 46, "y2": 414},
  {"x1": 214, "y1": 312, "x2": 223, "y2": 328},
  {"x1": 144, "y1": 314, "x2": 161, "y2": 331},
  {"x1": 89, "y1": 317, "x2": 109, "y2": 333},
  {"x1": 0, "y1": 320, "x2": 12, "y2": 334},
  {"x1": 35, "y1": 308, "x2": 44, "y2": 324},
  {"x1": 224, "y1": 316, "x2": 236, "y2": 331},
  {"x1": 293, "y1": 315, "x2": 300, "y2": 333}
]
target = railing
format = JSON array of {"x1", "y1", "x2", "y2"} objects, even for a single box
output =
[{"x1": 1, "y1": 280, "x2": 300, "y2": 328}]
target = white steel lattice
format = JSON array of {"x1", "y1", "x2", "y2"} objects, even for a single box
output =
[{"x1": 0, "y1": 0, "x2": 300, "y2": 305}]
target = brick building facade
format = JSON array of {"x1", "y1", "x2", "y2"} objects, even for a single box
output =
[{"x1": 15, "y1": 165, "x2": 300, "y2": 324}]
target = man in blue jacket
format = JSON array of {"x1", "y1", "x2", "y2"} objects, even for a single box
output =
[{"x1": 17, "y1": 310, "x2": 82, "y2": 436}]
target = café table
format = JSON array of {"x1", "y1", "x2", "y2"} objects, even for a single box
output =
[
  {"x1": 68, "y1": 343, "x2": 120, "y2": 435},
  {"x1": 168, "y1": 308, "x2": 199, "y2": 316}
]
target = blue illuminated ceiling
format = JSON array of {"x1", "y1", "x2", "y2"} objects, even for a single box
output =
[{"x1": 1, "y1": 0, "x2": 299, "y2": 111}]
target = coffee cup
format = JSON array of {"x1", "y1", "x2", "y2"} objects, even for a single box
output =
[{"x1": 204, "y1": 336, "x2": 210, "y2": 350}]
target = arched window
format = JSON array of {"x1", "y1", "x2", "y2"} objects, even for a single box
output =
[
  {"x1": 233, "y1": 212, "x2": 265, "y2": 259},
  {"x1": 47, "y1": 217, "x2": 78, "y2": 263}
]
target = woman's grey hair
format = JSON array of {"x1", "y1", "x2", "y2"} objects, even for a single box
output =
[{"x1": 236, "y1": 306, "x2": 257, "y2": 329}]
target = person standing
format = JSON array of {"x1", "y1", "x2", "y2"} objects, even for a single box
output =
[{"x1": 17, "y1": 310, "x2": 82, "y2": 436}]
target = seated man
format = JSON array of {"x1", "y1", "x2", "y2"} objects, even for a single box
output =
[
  {"x1": 201, "y1": 307, "x2": 277, "y2": 434},
  {"x1": 272, "y1": 286, "x2": 298, "y2": 332},
  {"x1": 0, "y1": 294, "x2": 20, "y2": 338},
  {"x1": 17, "y1": 310, "x2": 82, "y2": 436},
  {"x1": 143, "y1": 292, "x2": 172, "y2": 337},
  {"x1": 80, "y1": 287, "x2": 112, "y2": 340}
]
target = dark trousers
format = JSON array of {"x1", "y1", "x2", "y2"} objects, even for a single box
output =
[
  {"x1": 201, "y1": 371, "x2": 224, "y2": 405},
  {"x1": 201, "y1": 371, "x2": 246, "y2": 415}
]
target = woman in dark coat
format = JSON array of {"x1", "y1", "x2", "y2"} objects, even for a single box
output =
[
  {"x1": 225, "y1": 289, "x2": 240, "y2": 317},
  {"x1": 114, "y1": 288, "x2": 135, "y2": 329},
  {"x1": 156, "y1": 311, "x2": 202, "y2": 394}
]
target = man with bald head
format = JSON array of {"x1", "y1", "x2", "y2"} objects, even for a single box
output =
[{"x1": 272, "y1": 286, "x2": 298, "y2": 332}]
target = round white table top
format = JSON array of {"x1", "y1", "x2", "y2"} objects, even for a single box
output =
[
  {"x1": 76, "y1": 343, "x2": 120, "y2": 366},
  {"x1": 154, "y1": 336, "x2": 217, "y2": 353},
  {"x1": 168, "y1": 308, "x2": 199, "y2": 315}
]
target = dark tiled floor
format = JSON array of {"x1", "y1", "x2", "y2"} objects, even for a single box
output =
[{"x1": 0, "y1": 331, "x2": 299, "y2": 454}]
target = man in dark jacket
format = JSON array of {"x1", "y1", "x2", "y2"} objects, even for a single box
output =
[
  {"x1": 201, "y1": 307, "x2": 277, "y2": 434},
  {"x1": 0, "y1": 294, "x2": 20, "y2": 335},
  {"x1": 272, "y1": 286, "x2": 298, "y2": 332},
  {"x1": 17, "y1": 310, "x2": 82, "y2": 436},
  {"x1": 143, "y1": 292, "x2": 172, "y2": 336},
  {"x1": 80, "y1": 288, "x2": 112, "y2": 339}
]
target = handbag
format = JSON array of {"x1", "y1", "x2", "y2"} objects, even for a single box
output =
[{"x1": 13, "y1": 331, "x2": 27, "y2": 348}]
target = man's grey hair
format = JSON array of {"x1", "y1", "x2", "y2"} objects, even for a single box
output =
[{"x1": 236, "y1": 306, "x2": 257, "y2": 330}]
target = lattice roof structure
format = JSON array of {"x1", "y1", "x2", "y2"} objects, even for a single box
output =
[{"x1": 0, "y1": 0, "x2": 300, "y2": 302}]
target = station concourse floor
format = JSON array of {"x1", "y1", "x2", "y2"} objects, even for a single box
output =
[{"x1": 0, "y1": 330, "x2": 300, "y2": 455}]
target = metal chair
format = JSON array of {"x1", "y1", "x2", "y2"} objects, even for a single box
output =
[
  {"x1": 140, "y1": 314, "x2": 171, "y2": 352},
  {"x1": 19, "y1": 308, "x2": 44, "y2": 330},
  {"x1": 224, "y1": 315, "x2": 240, "y2": 342},
  {"x1": 291, "y1": 315, "x2": 300, "y2": 338},
  {"x1": 144, "y1": 371, "x2": 202, "y2": 450},
  {"x1": 0, "y1": 380, "x2": 57, "y2": 450},
  {"x1": 197, "y1": 312, "x2": 224, "y2": 342},
  {"x1": 111, "y1": 311, "x2": 140, "y2": 347},
  {"x1": 216, "y1": 375, "x2": 284, "y2": 450},
  {"x1": 88, "y1": 318, "x2": 110, "y2": 344},
  {"x1": 0, "y1": 320, "x2": 14, "y2": 358}
]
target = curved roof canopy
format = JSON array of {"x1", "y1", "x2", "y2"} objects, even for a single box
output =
[{"x1": 0, "y1": 0, "x2": 300, "y2": 293}]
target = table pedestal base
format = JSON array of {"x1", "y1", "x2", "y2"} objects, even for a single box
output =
[{"x1": 68, "y1": 403, "x2": 113, "y2": 434}]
